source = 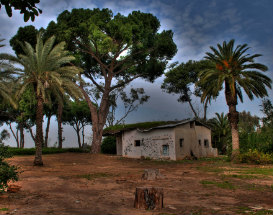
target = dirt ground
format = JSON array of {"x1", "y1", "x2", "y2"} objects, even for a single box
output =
[{"x1": 1, "y1": 153, "x2": 273, "y2": 215}]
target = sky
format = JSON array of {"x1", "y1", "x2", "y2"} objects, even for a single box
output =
[{"x1": 0, "y1": 0, "x2": 273, "y2": 147}]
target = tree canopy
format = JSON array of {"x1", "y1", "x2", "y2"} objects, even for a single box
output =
[
  {"x1": 10, "y1": 25, "x2": 40, "y2": 55},
  {"x1": 162, "y1": 60, "x2": 215, "y2": 119},
  {"x1": 44, "y1": 8, "x2": 177, "y2": 153}
]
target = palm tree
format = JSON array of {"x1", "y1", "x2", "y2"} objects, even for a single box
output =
[
  {"x1": 199, "y1": 40, "x2": 272, "y2": 158},
  {"x1": 208, "y1": 112, "x2": 230, "y2": 154},
  {"x1": 0, "y1": 38, "x2": 18, "y2": 108},
  {"x1": 4, "y1": 33, "x2": 82, "y2": 165}
]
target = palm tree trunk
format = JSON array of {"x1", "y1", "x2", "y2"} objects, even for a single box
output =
[
  {"x1": 225, "y1": 82, "x2": 239, "y2": 158},
  {"x1": 34, "y1": 95, "x2": 44, "y2": 166},
  {"x1": 57, "y1": 103, "x2": 63, "y2": 149},
  {"x1": 203, "y1": 98, "x2": 208, "y2": 121},
  {"x1": 228, "y1": 104, "x2": 240, "y2": 156}
]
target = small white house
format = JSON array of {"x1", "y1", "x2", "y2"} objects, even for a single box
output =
[{"x1": 103, "y1": 119, "x2": 218, "y2": 160}]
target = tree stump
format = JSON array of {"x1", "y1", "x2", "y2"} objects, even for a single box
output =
[
  {"x1": 134, "y1": 187, "x2": 163, "y2": 210},
  {"x1": 142, "y1": 169, "x2": 164, "y2": 180}
]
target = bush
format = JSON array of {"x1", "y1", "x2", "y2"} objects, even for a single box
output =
[
  {"x1": 236, "y1": 149, "x2": 273, "y2": 164},
  {"x1": 239, "y1": 131, "x2": 273, "y2": 154},
  {"x1": 0, "y1": 144, "x2": 19, "y2": 192},
  {"x1": 8, "y1": 147, "x2": 90, "y2": 155},
  {"x1": 101, "y1": 136, "x2": 116, "y2": 154}
]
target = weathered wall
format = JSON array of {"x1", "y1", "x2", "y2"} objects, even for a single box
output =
[
  {"x1": 116, "y1": 135, "x2": 122, "y2": 156},
  {"x1": 121, "y1": 128, "x2": 176, "y2": 160},
  {"x1": 174, "y1": 123, "x2": 199, "y2": 159},
  {"x1": 195, "y1": 125, "x2": 218, "y2": 157},
  {"x1": 174, "y1": 123, "x2": 218, "y2": 159}
]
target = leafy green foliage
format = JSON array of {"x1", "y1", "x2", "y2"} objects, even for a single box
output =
[
  {"x1": 101, "y1": 136, "x2": 116, "y2": 154},
  {"x1": 162, "y1": 60, "x2": 215, "y2": 118},
  {"x1": 3, "y1": 32, "x2": 83, "y2": 164},
  {"x1": 45, "y1": 8, "x2": 177, "y2": 82},
  {"x1": 235, "y1": 149, "x2": 273, "y2": 164},
  {"x1": 44, "y1": 8, "x2": 177, "y2": 152},
  {"x1": 10, "y1": 25, "x2": 40, "y2": 55},
  {"x1": 0, "y1": 144, "x2": 19, "y2": 192},
  {"x1": 0, "y1": 40, "x2": 18, "y2": 108},
  {"x1": 238, "y1": 111, "x2": 260, "y2": 134},
  {"x1": 62, "y1": 100, "x2": 92, "y2": 148},
  {"x1": 260, "y1": 99, "x2": 273, "y2": 127},
  {"x1": 0, "y1": 0, "x2": 42, "y2": 21},
  {"x1": 199, "y1": 40, "x2": 271, "y2": 103},
  {"x1": 239, "y1": 132, "x2": 273, "y2": 154},
  {"x1": 0, "y1": 129, "x2": 10, "y2": 144}
]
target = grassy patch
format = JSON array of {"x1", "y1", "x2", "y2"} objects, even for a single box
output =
[
  {"x1": 76, "y1": 172, "x2": 113, "y2": 180},
  {"x1": 104, "y1": 121, "x2": 179, "y2": 133},
  {"x1": 235, "y1": 167, "x2": 273, "y2": 176},
  {"x1": 235, "y1": 206, "x2": 273, "y2": 215},
  {"x1": 197, "y1": 166, "x2": 225, "y2": 173},
  {"x1": 0, "y1": 208, "x2": 9, "y2": 211},
  {"x1": 200, "y1": 180, "x2": 235, "y2": 190},
  {"x1": 242, "y1": 183, "x2": 273, "y2": 192},
  {"x1": 224, "y1": 174, "x2": 260, "y2": 179}
]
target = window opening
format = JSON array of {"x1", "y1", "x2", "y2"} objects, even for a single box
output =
[
  {"x1": 162, "y1": 145, "x2": 169, "y2": 156},
  {"x1": 180, "y1": 138, "x2": 184, "y2": 147},
  {"x1": 135, "y1": 140, "x2": 141, "y2": 147}
]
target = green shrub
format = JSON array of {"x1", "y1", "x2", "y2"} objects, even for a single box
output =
[
  {"x1": 239, "y1": 131, "x2": 273, "y2": 154},
  {"x1": 101, "y1": 136, "x2": 116, "y2": 154},
  {"x1": 236, "y1": 149, "x2": 273, "y2": 164},
  {"x1": 8, "y1": 147, "x2": 90, "y2": 155},
  {"x1": 0, "y1": 144, "x2": 19, "y2": 192}
]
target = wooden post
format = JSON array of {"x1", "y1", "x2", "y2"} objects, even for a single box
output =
[{"x1": 134, "y1": 187, "x2": 163, "y2": 210}]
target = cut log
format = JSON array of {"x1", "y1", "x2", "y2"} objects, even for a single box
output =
[
  {"x1": 134, "y1": 187, "x2": 163, "y2": 210},
  {"x1": 142, "y1": 169, "x2": 164, "y2": 180}
]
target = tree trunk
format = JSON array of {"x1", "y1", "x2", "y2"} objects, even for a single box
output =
[
  {"x1": 19, "y1": 123, "x2": 24, "y2": 148},
  {"x1": 91, "y1": 122, "x2": 104, "y2": 153},
  {"x1": 34, "y1": 95, "x2": 44, "y2": 166},
  {"x1": 28, "y1": 127, "x2": 36, "y2": 143},
  {"x1": 57, "y1": 103, "x2": 63, "y2": 149},
  {"x1": 228, "y1": 105, "x2": 239, "y2": 157},
  {"x1": 44, "y1": 113, "x2": 51, "y2": 148},
  {"x1": 9, "y1": 123, "x2": 19, "y2": 148},
  {"x1": 188, "y1": 100, "x2": 198, "y2": 119},
  {"x1": 134, "y1": 187, "x2": 164, "y2": 210},
  {"x1": 78, "y1": 83, "x2": 110, "y2": 154},
  {"x1": 225, "y1": 81, "x2": 239, "y2": 158},
  {"x1": 75, "y1": 125, "x2": 82, "y2": 148},
  {"x1": 82, "y1": 125, "x2": 85, "y2": 146}
]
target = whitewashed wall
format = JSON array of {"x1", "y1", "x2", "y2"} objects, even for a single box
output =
[{"x1": 121, "y1": 128, "x2": 176, "y2": 160}]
